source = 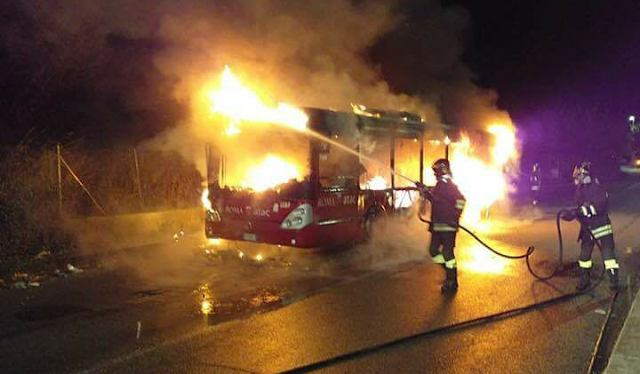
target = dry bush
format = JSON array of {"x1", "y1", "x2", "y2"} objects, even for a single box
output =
[
  {"x1": 57, "y1": 145, "x2": 202, "y2": 215},
  {"x1": 0, "y1": 147, "x2": 73, "y2": 277},
  {"x1": 0, "y1": 144, "x2": 203, "y2": 277}
]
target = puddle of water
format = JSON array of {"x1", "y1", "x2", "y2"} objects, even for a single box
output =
[
  {"x1": 534, "y1": 261, "x2": 581, "y2": 278},
  {"x1": 132, "y1": 289, "x2": 164, "y2": 297},
  {"x1": 192, "y1": 283, "x2": 287, "y2": 317},
  {"x1": 250, "y1": 288, "x2": 284, "y2": 307}
]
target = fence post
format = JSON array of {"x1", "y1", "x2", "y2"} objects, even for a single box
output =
[
  {"x1": 57, "y1": 143, "x2": 63, "y2": 215},
  {"x1": 133, "y1": 148, "x2": 144, "y2": 206}
]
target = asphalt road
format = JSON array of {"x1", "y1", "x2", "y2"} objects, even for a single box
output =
[{"x1": 1, "y1": 182, "x2": 639, "y2": 374}]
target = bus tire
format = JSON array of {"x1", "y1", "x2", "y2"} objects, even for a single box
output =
[{"x1": 364, "y1": 206, "x2": 385, "y2": 240}]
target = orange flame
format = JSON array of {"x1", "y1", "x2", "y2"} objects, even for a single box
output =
[
  {"x1": 367, "y1": 176, "x2": 388, "y2": 190},
  {"x1": 241, "y1": 154, "x2": 301, "y2": 192},
  {"x1": 451, "y1": 124, "x2": 516, "y2": 223},
  {"x1": 201, "y1": 189, "x2": 213, "y2": 212},
  {"x1": 363, "y1": 124, "x2": 517, "y2": 221},
  {"x1": 208, "y1": 66, "x2": 308, "y2": 133}
]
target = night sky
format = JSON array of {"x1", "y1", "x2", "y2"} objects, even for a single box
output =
[
  {"x1": 2, "y1": 0, "x2": 639, "y2": 174},
  {"x1": 444, "y1": 0, "x2": 640, "y2": 171}
]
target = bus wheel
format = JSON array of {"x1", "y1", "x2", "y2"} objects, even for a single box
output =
[{"x1": 364, "y1": 208, "x2": 382, "y2": 239}]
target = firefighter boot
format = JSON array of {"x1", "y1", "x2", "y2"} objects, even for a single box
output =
[
  {"x1": 441, "y1": 268, "x2": 458, "y2": 293},
  {"x1": 576, "y1": 268, "x2": 591, "y2": 292},
  {"x1": 607, "y1": 268, "x2": 620, "y2": 292}
]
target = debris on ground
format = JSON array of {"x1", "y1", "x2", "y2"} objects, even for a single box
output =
[
  {"x1": 13, "y1": 271, "x2": 29, "y2": 280},
  {"x1": 27, "y1": 281, "x2": 40, "y2": 287},
  {"x1": 54, "y1": 269, "x2": 68, "y2": 278},
  {"x1": 250, "y1": 288, "x2": 285, "y2": 307},
  {"x1": 12, "y1": 281, "x2": 27, "y2": 289},
  {"x1": 173, "y1": 230, "x2": 186, "y2": 242},
  {"x1": 35, "y1": 250, "x2": 51, "y2": 260},
  {"x1": 66, "y1": 263, "x2": 84, "y2": 274}
]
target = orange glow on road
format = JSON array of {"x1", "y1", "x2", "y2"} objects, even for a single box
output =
[{"x1": 462, "y1": 244, "x2": 511, "y2": 274}]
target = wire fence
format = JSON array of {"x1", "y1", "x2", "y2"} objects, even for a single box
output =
[{"x1": 1, "y1": 144, "x2": 203, "y2": 218}]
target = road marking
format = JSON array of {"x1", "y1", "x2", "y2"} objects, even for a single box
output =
[{"x1": 70, "y1": 325, "x2": 260, "y2": 374}]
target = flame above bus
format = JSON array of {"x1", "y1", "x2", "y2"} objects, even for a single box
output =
[
  {"x1": 207, "y1": 66, "x2": 308, "y2": 133},
  {"x1": 203, "y1": 66, "x2": 307, "y2": 192}
]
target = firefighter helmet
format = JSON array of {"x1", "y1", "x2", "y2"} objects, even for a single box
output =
[
  {"x1": 573, "y1": 162, "x2": 592, "y2": 185},
  {"x1": 432, "y1": 158, "x2": 452, "y2": 178},
  {"x1": 532, "y1": 163, "x2": 540, "y2": 173}
]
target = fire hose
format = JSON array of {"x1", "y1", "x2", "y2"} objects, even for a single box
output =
[
  {"x1": 275, "y1": 123, "x2": 617, "y2": 373},
  {"x1": 417, "y1": 206, "x2": 606, "y2": 285},
  {"x1": 281, "y1": 206, "x2": 618, "y2": 374}
]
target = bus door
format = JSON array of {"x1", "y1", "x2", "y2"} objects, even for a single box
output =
[{"x1": 314, "y1": 141, "x2": 363, "y2": 246}]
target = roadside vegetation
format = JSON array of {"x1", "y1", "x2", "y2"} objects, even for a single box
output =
[{"x1": 0, "y1": 144, "x2": 202, "y2": 281}]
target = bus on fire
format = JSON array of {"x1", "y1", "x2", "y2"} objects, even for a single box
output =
[{"x1": 203, "y1": 107, "x2": 451, "y2": 248}]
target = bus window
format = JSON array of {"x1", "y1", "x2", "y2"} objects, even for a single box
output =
[{"x1": 319, "y1": 142, "x2": 363, "y2": 190}]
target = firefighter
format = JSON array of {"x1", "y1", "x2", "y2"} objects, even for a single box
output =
[
  {"x1": 561, "y1": 162, "x2": 620, "y2": 291},
  {"x1": 530, "y1": 163, "x2": 541, "y2": 205},
  {"x1": 418, "y1": 159, "x2": 466, "y2": 293}
]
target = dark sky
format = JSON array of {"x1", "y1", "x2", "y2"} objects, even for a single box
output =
[{"x1": 439, "y1": 0, "x2": 640, "y2": 169}]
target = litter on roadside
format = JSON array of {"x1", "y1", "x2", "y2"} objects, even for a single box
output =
[
  {"x1": 13, "y1": 271, "x2": 29, "y2": 280},
  {"x1": 12, "y1": 281, "x2": 27, "y2": 289},
  {"x1": 66, "y1": 263, "x2": 84, "y2": 274},
  {"x1": 35, "y1": 250, "x2": 51, "y2": 260},
  {"x1": 173, "y1": 230, "x2": 186, "y2": 242},
  {"x1": 54, "y1": 269, "x2": 68, "y2": 278}
]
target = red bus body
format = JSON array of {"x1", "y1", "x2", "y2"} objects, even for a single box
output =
[{"x1": 204, "y1": 107, "x2": 449, "y2": 248}]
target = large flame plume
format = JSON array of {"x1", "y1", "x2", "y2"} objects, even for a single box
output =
[
  {"x1": 450, "y1": 125, "x2": 516, "y2": 224},
  {"x1": 205, "y1": 66, "x2": 307, "y2": 192},
  {"x1": 241, "y1": 155, "x2": 301, "y2": 192},
  {"x1": 203, "y1": 66, "x2": 517, "y2": 223},
  {"x1": 208, "y1": 66, "x2": 308, "y2": 133},
  {"x1": 201, "y1": 67, "x2": 306, "y2": 200},
  {"x1": 364, "y1": 124, "x2": 517, "y2": 222}
]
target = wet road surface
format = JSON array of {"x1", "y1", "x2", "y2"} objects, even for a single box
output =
[{"x1": 1, "y1": 182, "x2": 639, "y2": 373}]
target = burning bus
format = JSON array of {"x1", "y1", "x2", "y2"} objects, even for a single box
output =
[
  {"x1": 203, "y1": 107, "x2": 450, "y2": 248},
  {"x1": 200, "y1": 66, "x2": 516, "y2": 248}
]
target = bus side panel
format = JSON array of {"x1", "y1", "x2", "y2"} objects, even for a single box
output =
[{"x1": 313, "y1": 190, "x2": 363, "y2": 246}]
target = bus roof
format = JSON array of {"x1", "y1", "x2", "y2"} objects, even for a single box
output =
[{"x1": 304, "y1": 107, "x2": 451, "y2": 139}]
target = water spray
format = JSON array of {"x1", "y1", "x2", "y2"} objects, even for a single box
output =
[
  {"x1": 301, "y1": 127, "x2": 418, "y2": 185},
  {"x1": 287, "y1": 123, "x2": 601, "y2": 284}
]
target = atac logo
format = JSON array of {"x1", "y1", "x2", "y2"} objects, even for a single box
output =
[
  {"x1": 342, "y1": 195, "x2": 357, "y2": 205},
  {"x1": 225, "y1": 205, "x2": 245, "y2": 214},
  {"x1": 318, "y1": 196, "x2": 338, "y2": 207}
]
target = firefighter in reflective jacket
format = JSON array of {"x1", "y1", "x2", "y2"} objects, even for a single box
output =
[
  {"x1": 530, "y1": 163, "x2": 541, "y2": 205},
  {"x1": 561, "y1": 162, "x2": 620, "y2": 291},
  {"x1": 418, "y1": 159, "x2": 466, "y2": 292}
]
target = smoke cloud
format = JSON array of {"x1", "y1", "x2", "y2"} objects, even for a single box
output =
[{"x1": 1, "y1": 0, "x2": 511, "y2": 167}]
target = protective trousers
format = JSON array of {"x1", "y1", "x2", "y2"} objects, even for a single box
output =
[
  {"x1": 579, "y1": 233, "x2": 618, "y2": 270},
  {"x1": 429, "y1": 231, "x2": 457, "y2": 270}
]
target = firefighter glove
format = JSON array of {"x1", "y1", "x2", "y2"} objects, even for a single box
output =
[
  {"x1": 578, "y1": 204, "x2": 596, "y2": 218},
  {"x1": 561, "y1": 209, "x2": 577, "y2": 221},
  {"x1": 415, "y1": 182, "x2": 433, "y2": 200}
]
